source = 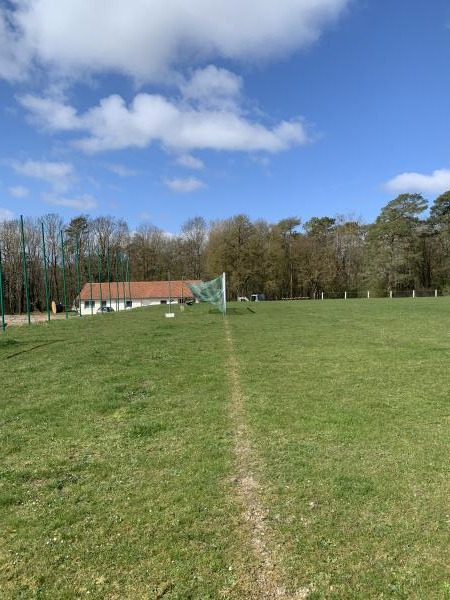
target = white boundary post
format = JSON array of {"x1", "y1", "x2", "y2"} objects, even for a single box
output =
[
  {"x1": 435, "y1": 289, "x2": 438, "y2": 298},
  {"x1": 223, "y1": 272, "x2": 227, "y2": 315},
  {"x1": 367, "y1": 290, "x2": 370, "y2": 299},
  {"x1": 390, "y1": 290, "x2": 393, "y2": 299},
  {"x1": 165, "y1": 270, "x2": 175, "y2": 318},
  {"x1": 412, "y1": 289, "x2": 415, "y2": 299},
  {"x1": 321, "y1": 291, "x2": 324, "y2": 300},
  {"x1": 344, "y1": 291, "x2": 347, "y2": 300}
]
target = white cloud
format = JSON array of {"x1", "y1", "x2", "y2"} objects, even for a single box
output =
[
  {"x1": 385, "y1": 169, "x2": 450, "y2": 196},
  {"x1": 19, "y1": 92, "x2": 309, "y2": 154},
  {"x1": 0, "y1": 207, "x2": 14, "y2": 221},
  {"x1": 175, "y1": 154, "x2": 205, "y2": 170},
  {"x1": 164, "y1": 177, "x2": 206, "y2": 193},
  {"x1": 180, "y1": 65, "x2": 242, "y2": 109},
  {"x1": 43, "y1": 193, "x2": 97, "y2": 210},
  {"x1": 9, "y1": 185, "x2": 29, "y2": 198},
  {"x1": 2, "y1": 0, "x2": 350, "y2": 83},
  {"x1": 0, "y1": 8, "x2": 30, "y2": 81},
  {"x1": 105, "y1": 163, "x2": 137, "y2": 177},
  {"x1": 19, "y1": 94, "x2": 81, "y2": 131},
  {"x1": 10, "y1": 159, "x2": 74, "y2": 192}
]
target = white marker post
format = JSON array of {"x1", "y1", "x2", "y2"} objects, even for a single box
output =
[
  {"x1": 166, "y1": 271, "x2": 175, "y2": 318},
  {"x1": 222, "y1": 272, "x2": 227, "y2": 315}
]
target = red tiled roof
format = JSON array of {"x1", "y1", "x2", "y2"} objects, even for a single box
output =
[{"x1": 79, "y1": 280, "x2": 201, "y2": 301}]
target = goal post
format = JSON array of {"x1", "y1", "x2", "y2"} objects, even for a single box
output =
[
  {"x1": 188, "y1": 273, "x2": 227, "y2": 314},
  {"x1": 222, "y1": 272, "x2": 227, "y2": 315}
]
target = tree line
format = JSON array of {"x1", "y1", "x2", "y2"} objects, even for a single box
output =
[{"x1": 1, "y1": 191, "x2": 450, "y2": 314}]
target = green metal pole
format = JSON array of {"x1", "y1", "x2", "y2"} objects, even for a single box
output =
[
  {"x1": 180, "y1": 275, "x2": 184, "y2": 311},
  {"x1": 60, "y1": 229, "x2": 68, "y2": 320},
  {"x1": 97, "y1": 248, "x2": 103, "y2": 311},
  {"x1": 121, "y1": 253, "x2": 127, "y2": 309},
  {"x1": 106, "y1": 246, "x2": 112, "y2": 308},
  {"x1": 87, "y1": 240, "x2": 93, "y2": 315},
  {"x1": 115, "y1": 251, "x2": 120, "y2": 311},
  {"x1": 126, "y1": 254, "x2": 131, "y2": 305},
  {"x1": 75, "y1": 236, "x2": 82, "y2": 317},
  {"x1": 0, "y1": 248, "x2": 5, "y2": 333},
  {"x1": 20, "y1": 215, "x2": 31, "y2": 325},
  {"x1": 41, "y1": 222, "x2": 51, "y2": 322}
]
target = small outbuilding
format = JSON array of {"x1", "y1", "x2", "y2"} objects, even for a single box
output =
[{"x1": 78, "y1": 280, "x2": 201, "y2": 315}]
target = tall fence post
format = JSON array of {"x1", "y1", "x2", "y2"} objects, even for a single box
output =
[
  {"x1": 20, "y1": 215, "x2": 31, "y2": 324},
  {"x1": 75, "y1": 236, "x2": 82, "y2": 317},
  {"x1": 121, "y1": 253, "x2": 127, "y2": 309},
  {"x1": 106, "y1": 247, "x2": 112, "y2": 309},
  {"x1": 97, "y1": 248, "x2": 103, "y2": 310},
  {"x1": 115, "y1": 251, "x2": 120, "y2": 311},
  {"x1": 87, "y1": 240, "x2": 93, "y2": 315},
  {"x1": 126, "y1": 254, "x2": 131, "y2": 305},
  {"x1": 41, "y1": 222, "x2": 51, "y2": 322},
  {"x1": 60, "y1": 230, "x2": 68, "y2": 320},
  {"x1": 0, "y1": 247, "x2": 6, "y2": 333}
]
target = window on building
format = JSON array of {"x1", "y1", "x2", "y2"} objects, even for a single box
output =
[
  {"x1": 84, "y1": 300, "x2": 95, "y2": 308},
  {"x1": 126, "y1": 300, "x2": 132, "y2": 308},
  {"x1": 160, "y1": 299, "x2": 167, "y2": 304},
  {"x1": 101, "y1": 300, "x2": 107, "y2": 307}
]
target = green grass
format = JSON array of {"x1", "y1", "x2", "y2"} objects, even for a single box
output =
[
  {"x1": 230, "y1": 299, "x2": 450, "y2": 599},
  {"x1": 2, "y1": 299, "x2": 450, "y2": 598},
  {"x1": 1, "y1": 306, "x2": 240, "y2": 599}
]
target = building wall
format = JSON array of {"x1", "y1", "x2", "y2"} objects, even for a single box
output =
[{"x1": 80, "y1": 297, "x2": 181, "y2": 315}]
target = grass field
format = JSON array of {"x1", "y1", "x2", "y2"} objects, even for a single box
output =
[{"x1": 2, "y1": 299, "x2": 450, "y2": 599}]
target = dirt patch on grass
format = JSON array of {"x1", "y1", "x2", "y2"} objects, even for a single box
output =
[
  {"x1": 224, "y1": 319, "x2": 310, "y2": 599},
  {"x1": 2, "y1": 313, "x2": 78, "y2": 327}
]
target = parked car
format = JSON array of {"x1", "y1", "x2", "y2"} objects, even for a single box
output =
[{"x1": 97, "y1": 306, "x2": 115, "y2": 313}]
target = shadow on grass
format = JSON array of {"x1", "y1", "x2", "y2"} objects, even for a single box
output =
[
  {"x1": 6, "y1": 339, "x2": 65, "y2": 359},
  {"x1": 208, "y1": 307, "x2": 256, "y2": 315},
  {"x1": 0, "y1": 338, "x2": 19, "y2": 348}
]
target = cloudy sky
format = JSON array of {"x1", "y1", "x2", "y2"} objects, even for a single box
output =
[{"x1": 0, "y1": 0, "x2": 449, "y2": 229}]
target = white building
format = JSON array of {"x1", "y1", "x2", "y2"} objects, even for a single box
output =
[{"x1": 79, "y1": 280, "x2": 200, "y2": 315}]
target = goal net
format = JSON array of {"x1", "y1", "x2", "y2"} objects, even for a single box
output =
[{"x1": 188, "y1": 273, "x2": 226, "y2": 314}]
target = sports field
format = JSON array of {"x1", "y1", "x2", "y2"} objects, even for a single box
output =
[{"x1": 2, "y1": 299, "x2": 450, "y2": 599}]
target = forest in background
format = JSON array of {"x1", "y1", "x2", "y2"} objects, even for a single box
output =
[{"x1": 1, "y1": 190, "x2": 450, "y2": 314}]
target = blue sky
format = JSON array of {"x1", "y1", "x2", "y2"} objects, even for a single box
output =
[{"x1": 0, "y1": 0, "x2": 449, "y2": 232}]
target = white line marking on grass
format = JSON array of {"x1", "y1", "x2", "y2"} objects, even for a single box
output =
[{"x1": 224, "y1": 318, "x2": 312, "y2": 600}]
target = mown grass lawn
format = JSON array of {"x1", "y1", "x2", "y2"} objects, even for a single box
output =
[
  {"x1": 1, "y1": 306, "x2": 240, "y2": 599},
  {"x1": 2, "y1": 299, "x2": 450, "y2": 599},
  {"x1": 230, "y1": 298, "x2": 450, "y2": 599}
]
